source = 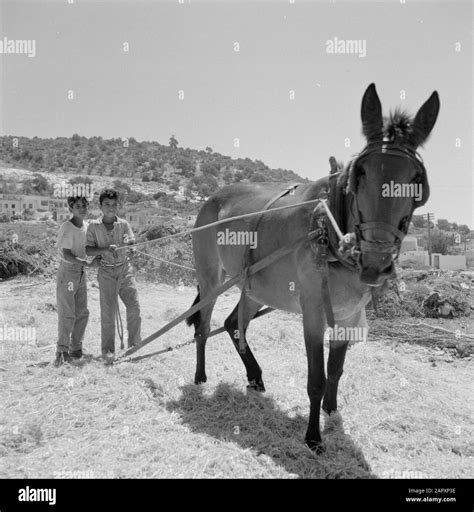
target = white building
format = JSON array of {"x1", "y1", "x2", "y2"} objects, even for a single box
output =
[{"x1": 400, "y1": 235, "x2": 418, "y2": 253}]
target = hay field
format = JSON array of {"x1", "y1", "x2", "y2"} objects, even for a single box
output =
[{"x1": 0, "y1": 274, "x2": 472, "y2": 479}]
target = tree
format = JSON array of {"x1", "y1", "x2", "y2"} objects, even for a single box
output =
[
  {"x1": 69, "y1": 176, "x2": 93, "y2": 185},
  {"x1": 151, "y1": 169, "x2": 163, "y2": 182},
  {"x1": 201, "y1": 162, "x2": 219, "y2": 177},
  {"x1": 250, "y1": 172, "x2": 266, "y2": 182},
  {"x1": 431, "y1": 231, "x2": 454, "y2": 255},
  {"x1": 169, "y1": 135, "x2": 178, "y2": 150},
  {"x1": 233, "y1": 171, "x2": 244, "y2": 182},
  {"x1": 184, "y1": 184, "x2": 194, "y2": 203},
  {"x1": 411, "y1": 214, "x2": 426, "y2": 228},
  {"x1": 153, "y1": 191, "x2": 167, "y2": 201},
  {"x1": 195, "y1": 174, "x2": 218, "y2": 200},
  {"x1": 458, "y1": 224, "x2": 470, "y2": 235},
  {"x1": 22, "y1": 173, "x2": 50, "y2": 195},
  {"x1": 22, "y1": 208, "x2": 35, "y2": 220},
  {"x1": 223, "y1": 169, "x2": 233, "y2": 184},
  {"x1": 176, "y1": 156, "x2": 195, "y2": 177},
  {"x1": 437, "y1": 218, "x2": 450, "y2": 231},
  {"x1": 127, "y1": 190, "x2": 148, "y2": 203},
  {"x1": 113, "y1": 180, "x2": 131, "y2": 193},
  {"x1": 145, "y1": 225, "x2": 168, "y2": 241},
  {"x1": 205, "y1": 146, "x2": 213, "y2": 154}
]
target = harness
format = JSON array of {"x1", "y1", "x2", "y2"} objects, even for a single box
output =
[
  {"x1": 348, "y1": 142, "x2": 425, "y2": 263},
  {"x1": 326, "y1": 142, "x2": 426, "y2": 269},
  {"x1": 237, "y1": 183, "x2": 301, "y2": 352}
]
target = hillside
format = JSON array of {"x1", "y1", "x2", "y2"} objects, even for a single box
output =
[{"x1": 0, "y1": 134, "x2": 309, "y2": 201}]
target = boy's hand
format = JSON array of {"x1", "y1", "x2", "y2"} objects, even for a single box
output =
[{"x1": 102, "y1": 244, "x2": 118, "y2": 255}]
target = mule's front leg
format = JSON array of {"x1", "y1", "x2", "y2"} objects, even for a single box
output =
[
  {"x1": 323, "y1": 308, "x2": 367, "y2": 414},
  {"x1": 301, "y1": 297, "x2": 326, "y2": 453},
  {"x1": 194, "y1": 334, "x2": 207, "y2": 384},
  {"x1": 322, "y1": 338, "x2": 348, "y2": 415}
]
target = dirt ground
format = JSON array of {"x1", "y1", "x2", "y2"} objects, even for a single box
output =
[{"x1": 0, "y1": 273, "x2": 472, "y2": 479}]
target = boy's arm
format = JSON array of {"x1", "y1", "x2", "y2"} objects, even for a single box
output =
[
  {"x1": 85, "y1": 245, "x2": 106, "y2": 257},
  {"x1": 62, "y1": 249, "x2": 88, "y2": 266},
  {"x1": 85, "y1": 223, "x2": 114, "y2": 256}
]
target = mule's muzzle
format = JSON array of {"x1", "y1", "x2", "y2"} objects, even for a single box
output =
[{"x1": 359, "y1": 251, "x2": 396, "y2": 286}]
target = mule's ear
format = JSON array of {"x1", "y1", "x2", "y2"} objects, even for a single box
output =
[
  {"x1": 329, "y1": 156, "x2": 339, "y2": 174},
  {"x1": 361, "y1": 83, "x2": 383, "y2": 142},
  {"x1": 409, "y1": 91, "x2": 440, "y2": 148}
]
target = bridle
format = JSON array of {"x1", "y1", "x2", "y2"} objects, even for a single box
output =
[{"x1": 347, "y1": 141, "x2": 427, "y2": 263}]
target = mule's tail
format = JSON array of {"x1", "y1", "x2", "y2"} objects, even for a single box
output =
[{"x1": 185, "y1": 285, "x2": 201, "y2": 329}]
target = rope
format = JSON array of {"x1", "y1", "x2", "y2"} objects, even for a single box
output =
[
  {"x1": 399, "y1": 321, "x2": 474, "y2": 340},
  {"x1": 112, "y1": 253, "x2": 127, "y2": 350},
  {"x1": 320, "y1": 199, "x2": 344, "y2": 242},
  {"x1": 114, "y1": 306, "x2": 274, "y2": 365},
  {"x1": 112, "y1": 197, "x2": 322, "y2": 252},
  {"x1": 133, "y1": 250, "x2": 195, "y2": 272}
]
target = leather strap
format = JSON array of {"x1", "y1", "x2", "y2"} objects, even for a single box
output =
[{"x1": 238, "y1": 183, "x2": 302, "y2": 353}]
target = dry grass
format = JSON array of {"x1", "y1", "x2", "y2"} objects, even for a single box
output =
[{"x1": 0, "y1": 274, "x2": 472, "y2": 479}]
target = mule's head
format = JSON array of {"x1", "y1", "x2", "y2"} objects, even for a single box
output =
[{"x1": 349, "y1": 83, "x2": 439, "y2": 286}]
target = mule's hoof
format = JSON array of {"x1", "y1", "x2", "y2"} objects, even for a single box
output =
[
  {"x1": 305, "y1": 438, "x2": 325, "y2": 454},
  {"x1": 322, "y1": 404, "x2": 338, "y2": 416},
  {"x1": 194, "y1": 374, "x2": 207, "y2": 385},
  {"x1": 247, "y1": 378, "x2": 265, "y2": 392}
]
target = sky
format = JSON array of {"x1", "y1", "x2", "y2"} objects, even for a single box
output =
[{"x1": 0, "y1": 0, "x2": 472, "y2": 226}]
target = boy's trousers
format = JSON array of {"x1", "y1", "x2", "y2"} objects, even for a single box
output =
[
  {"x1": 56, "y1": 263, "x2": 89, "y2": 353},
  {"x1": 98, "y1": 260, "x2": 141, "y2": 355}
]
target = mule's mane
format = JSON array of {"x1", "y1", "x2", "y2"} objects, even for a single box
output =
[
  {"x1": 382, "y1": 108, "x2": 414, "y2": 144},
  {"x1": 335, "y1": 107, "x2": 425, "y2": 192}
]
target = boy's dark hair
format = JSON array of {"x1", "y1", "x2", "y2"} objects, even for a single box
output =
[
  {"x1": 99, "y1": 188, "x2": 120, "y2": 205},
  {"x1": 67, "y1": 196, "x2": 89, "y2": 209}
]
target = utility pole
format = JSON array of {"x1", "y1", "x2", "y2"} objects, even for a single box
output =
[{"x1": 423, "y1": 213, "x2": 434, "y2": 266}]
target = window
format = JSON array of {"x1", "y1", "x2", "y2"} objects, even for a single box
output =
[
  {"x1": 12, "y1": 204, "x2": 15, "y2": 209},
  {"x1": 29, "y1": 204, "x2": 33, "y2": 209},
  {"x1": 41, "y1": 200, "x2": 48, "y2": 206}
]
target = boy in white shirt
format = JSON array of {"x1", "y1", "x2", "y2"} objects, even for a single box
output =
[{"x1": 54, "y1": 196, "x2": 99, "y2": 366}]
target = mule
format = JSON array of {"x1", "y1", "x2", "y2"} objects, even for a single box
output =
[{"x1": 186, "y1": 83, "x2": 439, "y2": 452}]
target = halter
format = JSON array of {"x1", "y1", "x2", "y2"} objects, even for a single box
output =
[{"x1": 346, "y1": 141, "x2": 426, "y2": 263}]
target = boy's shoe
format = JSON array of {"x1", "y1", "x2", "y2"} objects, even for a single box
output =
[
  {"x1": 54, "y1": 351, "x2": 72, "y2": 367},
  {"x1": 69, "y1": 349, "x2": 83, "y2": 360}
]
